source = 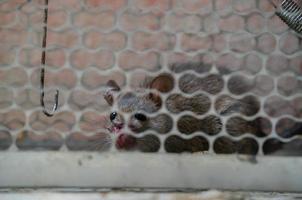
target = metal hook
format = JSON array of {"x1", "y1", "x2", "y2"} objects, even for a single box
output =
[
  {"x1": 40, "y1": 0, "x2": 59, "y2": 117},
  {"x1": 268, "y1": 0, "x2": 302, "y2": 34},
  {"x1": 40, "y1": 68, "x2": 59, "y2": 117}
]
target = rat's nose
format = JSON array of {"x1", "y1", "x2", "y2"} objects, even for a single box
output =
[
  {"x1": 111, "y1": 122, "x2": 124, "y2": 134},
  {"x1": 114, "y1": 123, "x2": 124, "y2": 130}
]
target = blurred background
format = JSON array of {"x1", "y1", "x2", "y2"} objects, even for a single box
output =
[
  {"x1": 0, "y1": 0, "x2": 302, "y2": 198},
  {"x1": 1, "y1": 0, "x2": 301, "y2": 153}
]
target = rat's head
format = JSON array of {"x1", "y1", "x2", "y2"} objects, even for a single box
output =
[{"x1": 103, "y1": 74, "x2": 174, "y2": 150}]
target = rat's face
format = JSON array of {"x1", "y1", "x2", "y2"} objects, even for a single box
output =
[
  {"x1": 104, "y1": 80, "x2": 162, "y2": 150},
  {"x1": 107, "y1": 92, "x2": 160, "y2": 133}
]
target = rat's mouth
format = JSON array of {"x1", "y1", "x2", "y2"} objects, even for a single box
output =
[
  {"x1": 108, "y1": 124, "x2": 137, "y2": 150},
  {"x1": 108, "y1": 123, "x2": 124, "y2": 134}
]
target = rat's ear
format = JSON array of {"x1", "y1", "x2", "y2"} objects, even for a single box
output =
[
  {"x1": 150, "y1": 74, "x2": 174, "y2": 93},
  {"x1": 104, "y1": 80, "x2": 120, "y2": 106},
  {"x1": 148, "y1": 92, "x2": 162, "y2": 109}
]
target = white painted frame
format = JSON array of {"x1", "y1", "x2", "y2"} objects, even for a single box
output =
[{"x1": 0, "y1": 152, "x2": 301, "y2": 192}]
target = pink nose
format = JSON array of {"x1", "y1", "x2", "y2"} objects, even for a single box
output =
[
  {"x1": 115, "y1": 123, "x2": 124, "y2": 129},
  {"x1": 112, "y1": 123, "x2": 124, "y2": 133}
]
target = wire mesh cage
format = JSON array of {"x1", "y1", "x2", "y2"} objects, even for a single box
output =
[{"x1": 0, "y1": 0, "x2": 302, "y2": 192}]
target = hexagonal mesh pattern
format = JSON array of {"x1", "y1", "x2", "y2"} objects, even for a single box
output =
[{"x1": 0, "y1": 0, "x2": 301, "y2": 156}]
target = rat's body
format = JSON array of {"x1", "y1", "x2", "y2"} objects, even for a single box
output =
[{"x1": 103, "y1": 62, "x2": 265, "y2": 154}]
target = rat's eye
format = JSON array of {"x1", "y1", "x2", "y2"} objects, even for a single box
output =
[
  {"x1": 110, "y1": 112, "x2": 117, "y2": 121},
  {"x1": 134, "y1": 113, "x2": 147, "y2": 121}
]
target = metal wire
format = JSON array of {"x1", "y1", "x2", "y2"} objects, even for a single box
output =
[
  {"x1": 40, "y1": 0, "x2": 59, "y2": 117},
  {"x1": 270, "y1": 0, "x2": 302, "y2": 34}
]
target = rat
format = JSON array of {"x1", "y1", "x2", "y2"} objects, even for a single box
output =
[{"x1": 102, "y1": 62, "x2": 266, "y2": 154}]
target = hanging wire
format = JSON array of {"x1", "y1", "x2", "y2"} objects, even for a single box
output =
[
  {"x1": 40, "y1": 0, "x2": 59, "y2": 117},
  {"x1": 268, "y1": 0, "x2": 302, "y2": 34}
]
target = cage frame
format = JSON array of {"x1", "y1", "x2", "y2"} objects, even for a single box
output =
[{"x1": 0, "y1": 152, "x2": 301, "y2": 192}]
